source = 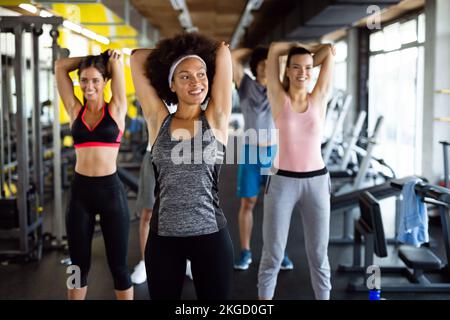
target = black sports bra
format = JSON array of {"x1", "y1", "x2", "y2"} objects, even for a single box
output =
[{"x1": 71, "y1": 102, "x2": 122, "y2": 148}]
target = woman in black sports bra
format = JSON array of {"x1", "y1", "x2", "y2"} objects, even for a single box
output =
[{"x1": 55, "y1": 50, "x2": 133, "y2": 300}]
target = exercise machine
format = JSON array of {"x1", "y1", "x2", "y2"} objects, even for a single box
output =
[
  {"x1": 340, "y1": 179, "x2": 450, "y2": 292},
  {"x1": 0, "y1": 16, "x2": 63, "y2": 261}
]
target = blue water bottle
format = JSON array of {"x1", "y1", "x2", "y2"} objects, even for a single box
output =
[{"x1": 369, "y1": 288, "x2": 381, "y2": 300}]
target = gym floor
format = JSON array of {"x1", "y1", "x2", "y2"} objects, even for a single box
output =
[{"x1": 0, "y1": 161, "x2": 449, "y2": 300}]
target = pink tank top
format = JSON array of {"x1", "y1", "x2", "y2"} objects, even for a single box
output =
[{"x1": 274, "y1": 94, "x2": 325, "y2": 172}]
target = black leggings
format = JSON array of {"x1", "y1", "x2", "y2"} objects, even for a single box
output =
[
  {"x1": 66, "y1": 172, "x2": 132, "y2": 290},
  {"x1": 145, "y1": 227, "x2": 234, "y2": 300}
]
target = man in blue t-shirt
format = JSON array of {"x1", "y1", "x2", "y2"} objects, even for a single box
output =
[{"x1": 232, "y1": 47, "x2": 293, "y2": 271}]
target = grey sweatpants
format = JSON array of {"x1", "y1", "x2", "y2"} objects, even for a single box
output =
[{"x1": 257, "y1": 173, "x2": 332, "y2": 300}]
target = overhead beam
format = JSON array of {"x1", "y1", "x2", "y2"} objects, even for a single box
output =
[
  {"x1": 230, "y1": 0, "x2": 264, "y2": 49},
  {"x1": 247, "y1": 0, "x2": 401, "y2": 46}
]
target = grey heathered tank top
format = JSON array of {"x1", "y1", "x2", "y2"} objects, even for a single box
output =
[
  {"x1": 150, "y1": 111, "x2": 227, "y2": 237},
  {"x1": 239, "y1": 74, "x2": 275, "y2": 145}
]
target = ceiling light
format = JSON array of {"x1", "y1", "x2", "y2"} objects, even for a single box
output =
[
  {"x1": 39, "y1": 10, "x2": 53, "y2": 18},
  {"x1": 81, "y1": 28, "x2": 96, "y2": 39},
  {"x1": 63, "y1": 20, "x2": 109, "y2": 45},
  {"x1": 186, "y1": 27, "x2": 198, "y2": 33},
  {"x1": 92, "y1": 33, "x2": 110, "y2": 45},
  {"x1": 63, "y1": 20, "x2": 82, "y2": 33},
  {"x1": 80, "y1": 28, "x2": 110, "y2": 45},
  {"x1": 230, "y1": 0, "x2": 265, "y2": 49},
  {"x1": 19, "y1": 3, "x2": 38, "y2": 14},
  {"x1": 98, "y1": 36, "x2": 109, "y2": 45},
  {"x1": 170, "y1": 0, "x2": 184, "y2": 11},
  {"x1": 242, "y1": 13, "x2": 254, "y2": 28},
  {"x1": 178, "y1": 11, "x2": 192, "y2": 29}
]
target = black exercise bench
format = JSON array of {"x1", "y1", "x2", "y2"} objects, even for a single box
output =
[
  {"x1": 341, "y1": 190, "x2": 450, "y2": 292},
  {"x1": 329, "y1": 176, "x2": 418, "y2": 243}
]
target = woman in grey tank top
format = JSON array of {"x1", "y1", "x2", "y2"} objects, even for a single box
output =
[{"x1": 130, "y1": 33, "x2": 234, "y2": 300}]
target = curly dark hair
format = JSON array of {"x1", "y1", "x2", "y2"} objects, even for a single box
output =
[
  {"x1": 249, "y1": 46, "x2": 268, "y2": 78},
  {"x1": 145, "y1": 33, "x2": 220, "y2": 105},
  {"x1": 77, "y1": 51, "x2": 111, "y2": 80}
]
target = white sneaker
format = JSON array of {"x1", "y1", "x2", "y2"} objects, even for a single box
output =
[
  {"x1": 185, "y1": 260, "x2": 193, "y2": 280},
  {"x1": 131, "y1": 260, "x2": 147, "y2": 284}
]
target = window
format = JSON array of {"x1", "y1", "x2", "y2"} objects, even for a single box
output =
[
  {"x1": 306, "y1": 40, "x2": 347, "y2": 94},
  {"x1": 400, "y1": 19, "x2": 417, "y2": 44},
  {"x1": 368, "y1": 14, "x2": 424, "y2": 177},
  {"x1": 383, "y1": 22, "x2": 401, "y2": 51},
  {"x1": 370, "y1": 30, "x2": 384, "y2": 52},
  {"x1": 418, "y1": 13, "x2": 425, "y2": 43},
  {"x1": 333, "y1": 40, "x2": 347, "y2": 91}
]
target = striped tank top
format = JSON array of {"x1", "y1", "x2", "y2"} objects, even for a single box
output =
[{"x1": 150, "y1": 112, "x2": 227, "y2": 237}]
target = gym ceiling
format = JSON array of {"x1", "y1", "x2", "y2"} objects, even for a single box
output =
[{"x1": 4, "y1": 0, "x2": 424, "y2": 47}]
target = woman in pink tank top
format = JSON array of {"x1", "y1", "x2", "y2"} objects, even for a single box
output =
[
  {"x1": 271, "y1": 44, "x2": 336, "y2": 172},
  {"x1": 257, "y1": 42, "x2": 336, "y2": 300}
]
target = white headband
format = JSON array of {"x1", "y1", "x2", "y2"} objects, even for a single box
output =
[{"x1": 168, "y1": 54, "x2": 207, "y2": 87}]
